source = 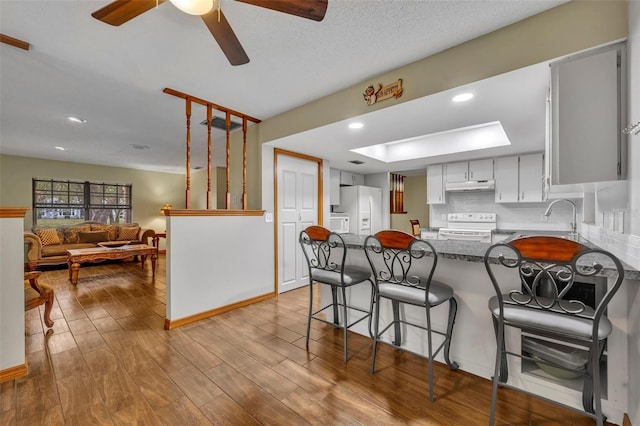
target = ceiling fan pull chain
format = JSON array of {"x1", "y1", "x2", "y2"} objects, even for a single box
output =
[{"x1": 217, "y1": 1, "x2": 221, "y2": 22}]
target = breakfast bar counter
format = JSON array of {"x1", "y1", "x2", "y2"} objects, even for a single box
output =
[{"x1": 329, "y1": 232, "x2": 637, "y2": 424}]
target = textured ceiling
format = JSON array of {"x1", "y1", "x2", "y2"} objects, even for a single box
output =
[{"x1": 0, "y1": 0, "x2": 565, "y2": 174}]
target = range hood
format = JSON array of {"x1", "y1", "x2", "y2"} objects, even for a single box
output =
[{"x1": 445, "y1": 179, "x2": 495, "y2": 192}]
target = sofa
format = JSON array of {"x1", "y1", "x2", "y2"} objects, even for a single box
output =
[{"x1": 24, "y1": 221, "x2": 155, "y2": 271}]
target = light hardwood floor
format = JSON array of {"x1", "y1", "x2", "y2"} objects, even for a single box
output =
[{"x1": 1, "y1": 255, "x2": 612, "y2": 425}]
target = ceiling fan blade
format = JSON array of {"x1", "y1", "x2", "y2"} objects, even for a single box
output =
[
  {"x1": 201, "y1": 10, "x2": 249, "y2": 66},
  {"x1": 92, "y1": 0, "x2": 166, "y2": 26},
  {"x1": 236, "y1": 0, "x2": 328, "y2": 21}
]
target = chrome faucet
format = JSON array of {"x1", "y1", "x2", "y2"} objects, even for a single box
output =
[{"x1": 544, "y1": 199, "x2": 577, "y2": 236}]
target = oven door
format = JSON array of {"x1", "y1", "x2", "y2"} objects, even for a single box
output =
[{"x1": 438, "y1": 228, "x2": 492, "y2": 243}]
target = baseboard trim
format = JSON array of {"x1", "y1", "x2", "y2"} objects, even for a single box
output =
[
  {"x1": 623, "y1": 413, "x2": 632, "y2": 426},
  {"x1": 0, "y1": 362, "x2": 27, "y2": 383},
  {"x1": 164, "y1": 291, "x2": 276, "y2": 330}
]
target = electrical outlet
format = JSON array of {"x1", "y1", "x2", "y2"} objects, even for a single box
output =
[
  {"x1": 265, "y1": 213, "x2": 273, "y2": 223},
  {"x1": 441, "y1": 213, "x2": 447, "y2": 221}
]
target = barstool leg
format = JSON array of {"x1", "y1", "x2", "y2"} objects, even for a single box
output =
[
  {"x1": 425, "y1": 305, "x2": 434, "y2": 402},
  {"x1": 306, "y1": 281, "x2": 314, "y2": 348},
  {"x1": 489, "y1": 319, "x2": 505, "y2": 426},
  {"x1": 331, "y1": 286, "x2": 340, "y2": 325},
  {"x1": 367, "y1": 279, "x2": 375, "y2": 339},
  {"x1": 341, "y1": 285, "x2": 348, "y2": 362},
  {"x1": 370, "y1": 292, "x2": 382, "y2": 374},
  {"x1": 444, "y1": 297, "x2": 459, "y2": 370},
  {"x1": 491, "y1": 316, "x2": 508, "y2": 382},
  {"x1": 392, "y1": 300, "x2": 401, "y2": 346}
]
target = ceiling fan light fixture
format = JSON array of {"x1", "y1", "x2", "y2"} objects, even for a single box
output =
[{"x1": 169, "y1": 0, "x2": 214, "y2": 15}]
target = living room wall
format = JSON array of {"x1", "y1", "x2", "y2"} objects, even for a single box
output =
[{"x1": 0, "y1": 154, "x2": 186, "y2": 232}]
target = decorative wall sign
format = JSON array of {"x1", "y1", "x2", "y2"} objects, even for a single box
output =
[{"x1": 363, "y1": 79, "x2": 403, "y2": 106}]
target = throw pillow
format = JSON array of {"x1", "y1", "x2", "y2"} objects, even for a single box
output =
[
  {"x1": 78, "y1": 231, "x2": 109, "y2": 244},
  {"x1": 63, "y1": 225, "x2": 91, "y2": 244},
  {"x1": 36, "y1": 228, "x2": 61, "y2": 246},
  {"x1": 90, "y1": 224, "x2": 116, "y2": 241},
  {"x1": 118, "y1": 226, "x2": 139, "y2": 241}
]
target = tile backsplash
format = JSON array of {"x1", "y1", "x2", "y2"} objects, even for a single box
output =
[
  {"x1": 430, "y1": 192, "x2": 581, "y2": 232},
  {"x1": 429, "y1": 192, "x2": 638, "y2": 270}
]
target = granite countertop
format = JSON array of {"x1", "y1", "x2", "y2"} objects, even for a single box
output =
[{"x1": 341, "y1": 233, "x2": 640, "y2": 281}]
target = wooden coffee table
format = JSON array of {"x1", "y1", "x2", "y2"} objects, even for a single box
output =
[{"x1": 67, "y1": 244, "x2": 158, "y2": 286}]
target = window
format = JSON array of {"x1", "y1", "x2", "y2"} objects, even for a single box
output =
[{"x1": 33, "y1": 178, "x2": 132, "y2": 227}]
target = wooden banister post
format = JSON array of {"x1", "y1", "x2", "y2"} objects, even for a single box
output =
[{"x1": 185, "y1": 98, "x2": 192, "y2": 209}]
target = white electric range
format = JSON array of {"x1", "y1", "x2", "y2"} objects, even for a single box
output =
[{"x1": 437, "y1": 213, "x2": 496, "y2": 243}]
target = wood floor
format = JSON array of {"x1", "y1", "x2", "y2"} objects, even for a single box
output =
[{"x1": 1, "y1": 255, "x2": 612, "y2": 425}]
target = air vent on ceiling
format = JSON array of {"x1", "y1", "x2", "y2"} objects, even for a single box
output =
[
  {"x1": 349, "y1": 160, "x2": 365, "y2": 165},
  {"x1": 200, "y1": 117, "x2": 241, "y2": 131}
]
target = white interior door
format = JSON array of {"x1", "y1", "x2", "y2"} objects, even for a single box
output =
[{"x1": 277, "y1": 154, "x2": 318, "y2": 293}]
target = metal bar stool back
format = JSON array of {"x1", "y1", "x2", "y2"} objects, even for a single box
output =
[
  {"x1": 299, "y1": 226, "x2": 375, "y2": 362},
  {"x1": 484, "y1": 236, "x2": 625, "y2": 426},
  {"x1": 364, "y1": 230, "x2": 459, "y2": 401}
]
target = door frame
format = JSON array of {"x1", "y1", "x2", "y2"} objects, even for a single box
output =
[{"x1": 273, "y1": 148, "x2": 323, "y2": 294}]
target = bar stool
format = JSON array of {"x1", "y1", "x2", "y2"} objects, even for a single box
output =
[
  {"x1": 299, "y1": 226, "x2": 375, "y2": 362},
  {"x1": 484, "y1": 236, "x2": 625, "y2": 426},
  {"x1": 364, "y1": 230, "x2": 458, "y2": 401}
]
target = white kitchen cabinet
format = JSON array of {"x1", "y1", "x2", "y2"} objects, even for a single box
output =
[
  {"x1": 469, "y1": 159, "x2": 494, "y2": 181},
  {"x1": 445, "y1": 161, "x2": 469, "y2": 183},
  {"x1": 330, "y1": 168, "x2": 341, "y2": 205},
  {"x1": 518, "y1": 153, "x2": 544, "y2": 202},
  {"x1": 494, "y1": 156, "x2": 519, "y2": 203},
  {"x1": 549, "y1": 42, "x2": 626, "y2": 186},
  {"x1": 339, "y1": 171, "x2": 364, "y2": 186},
  {"x1": 426, "y1": 164, "x2": 445, "y2": 204},
  {"x1": 446, "y1": 159, "x2": 493, "y2": 182},
  {"x1": 421, "y1": 230, "x2": 438, "y2": 240},
  {"x1": 495, "y1": 153, "x2": 543, "y2": 203}
]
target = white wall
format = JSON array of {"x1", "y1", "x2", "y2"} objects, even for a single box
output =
[
  {"x1": 166, "y1": 213, "x2": 273, "y2": 321},
  {"x1": 628, "y1": 0, "x2": 640, "y2": 238},
  {"x1": 0, "y1": 212, "x2": 26, "y2": 373},
  {"x1": 626, "y1": 2, "x2": 639, "y2": 424}
]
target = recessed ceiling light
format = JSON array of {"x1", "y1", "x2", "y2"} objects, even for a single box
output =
[
  {"x1": 55, "y1": 146, "x2": 67, "y2": 151},
  {"x1": 452, "y1": 93, "x2": 474, "y2": 103},
  {"x1": 67, "y1": 116, "x2": 87, "y2": 124},
  {"x1": 350, "y1": 121, "x2": 511, "y2": 163},
  {"x1": 348, "y1": 122, "x2": 364, "y2": 129}
]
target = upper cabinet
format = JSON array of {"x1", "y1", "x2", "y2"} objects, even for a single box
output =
[
  {"x1": 445, "y1": 159, "x2": 494, "y2": 183},
  {"x1": 518, "y1": 153, "x2": 544, "y2": 203},
  {"x1": 426, "y1": 164, "x2": 445, "y2": 205},
  {"x1": 330, "y1": 168, "x2": 341, "y2": 205},
  {"x1": 494, "y1": 156, "x2": 519, "y2": 203},
  {"x1": 495, "y1": 153, "x2": 543, "y2": 203},
  {"x1": 339, "y1": 171, "x2": 364, "y2": 186},
  {"x1": 331, "y1": 169, "x2": 365, "y2": 205},
  {"x1": 548, "y1": 42, "x2": 626, "y2": 188}
]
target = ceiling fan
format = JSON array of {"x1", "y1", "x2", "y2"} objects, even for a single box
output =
[{"x1": 91, "y1": 0, "x2": 328, "y2": 66}]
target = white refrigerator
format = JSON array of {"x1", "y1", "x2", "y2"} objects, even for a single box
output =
[{"x1": 337, "y1": 185, "x2": 383, "y2": 235}]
